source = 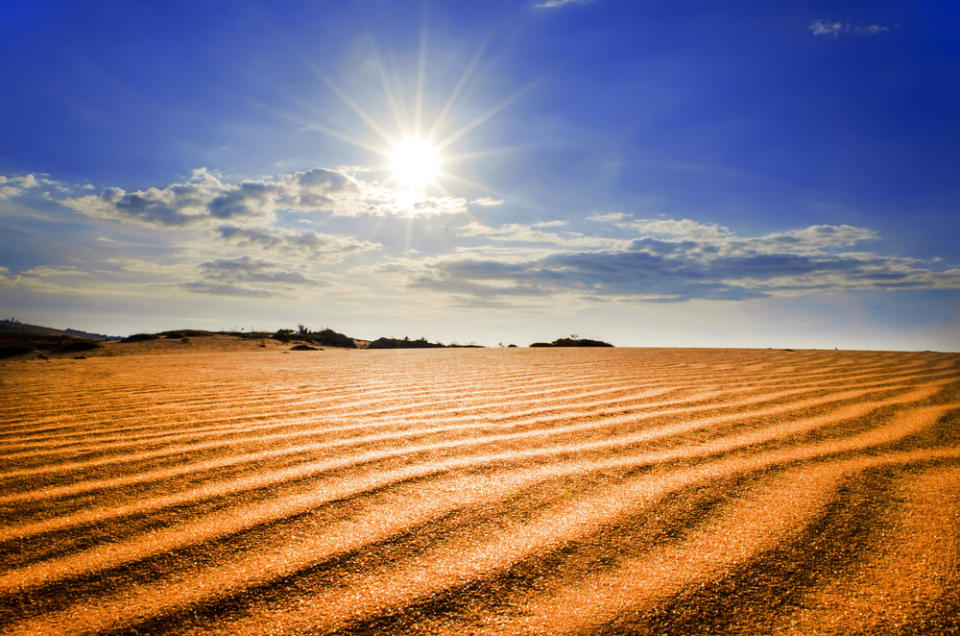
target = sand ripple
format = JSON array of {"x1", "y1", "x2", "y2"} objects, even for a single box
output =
[{"x1": 0, "y1": 347, "x2": 957, "y2": 634}]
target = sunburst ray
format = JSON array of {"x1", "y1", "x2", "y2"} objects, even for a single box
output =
[{"x1": 437, "y1": 81, "x2": 537, "y2": 151}]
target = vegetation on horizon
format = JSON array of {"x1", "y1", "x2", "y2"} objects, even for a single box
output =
[
  {"x1": 1, "y1": 320, "x2": 622, "y2": 356},
  {"x1": 530, "y1": 336, "x2": 614, "y2": 348}
]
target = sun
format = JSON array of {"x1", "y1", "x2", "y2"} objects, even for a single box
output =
[
  {"x1": 289, "y1": 31, "x2": 530, "y2": 213},
  {"x1": 389, "y1": 136, "x2": 441, "y2": 191}
]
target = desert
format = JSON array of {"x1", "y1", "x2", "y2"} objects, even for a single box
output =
[
  {"x1": 0, "y1": 344, "x2": 958, "y2": 634},
  {"x1": 3, "y1": 2, "x2": 960, "y2": 633}
]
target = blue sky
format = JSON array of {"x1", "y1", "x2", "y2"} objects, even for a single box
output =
[{"x1": 1, "y1": 0, "x2": 958, "y2": 349}]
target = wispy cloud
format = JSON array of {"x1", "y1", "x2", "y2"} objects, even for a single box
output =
[
  {"x1": 534, "y1": 0, "x2": 592, "y2": 9},
  {"x1": 0, "y1": 173, "x2": 42, "y2": 199},
  {"x1": 184, "y1": 256, "x2": 317, "y2": 297},
  {"x1": 411, "y1": 215, "x2": 959, "y2": 302},
  {"x1": 215, "y1": 226, "x2": 378, "y2": 262},
  {"x1": 4, "y1": 166, "x2": 957, "y2": 311},
  {"x1": 459, "y1": 221, "x2": 623, "y2": 249},
  {"x1": 808, "y1": 21, "x2": 891, "y2": 38},
  {"x1": 0, "y1": 167, "x2": 398, "y2": 300},
  {"x1": 59, "y1": 166, "x2": 467, "y2": 228},
  {"x1": 470, "y1": 196, "x2": 504, "y2": 207},
  {"x1": 20, "y1": 265, "x2": 86, "y2": 278}
]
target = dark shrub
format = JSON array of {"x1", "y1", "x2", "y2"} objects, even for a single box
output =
[
  {"x1": 52, "y1": 340, "x2": 100, "y2": 353},
  {"x1": 367, "y1": 337, "x2": 445, "y2": 349},
  {"x1": 1, "y1": 334, "x2": 103, "y2": 356},
  {"x1": 313, "y1": 328, "x2": 356, "y2": 348},
  {"x1": 550, "y1": 338, "x2": 613, "y2": 347},
  {"x1": 272, "y1": 329, "x2": 296, "y2": 343},
  {"x1": 160, "y1": 330, "x2": 214, "y2": 339},
  {"x1": 0, "y1": 346, "x2": 33, "y2": 359},
  {"x1": 529, "y1": 338, "x2": 614, "y2": 347},
  {"x1": 122, "y1": 333, "x2": 159, "y2": 343},
  {"x1": 236, "y1": 331, "x2": 271, "y2": 340}
]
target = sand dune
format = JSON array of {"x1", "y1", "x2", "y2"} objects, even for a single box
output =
[{"x1": 0, "y1": 347, "x2": 957, "y2": 634}]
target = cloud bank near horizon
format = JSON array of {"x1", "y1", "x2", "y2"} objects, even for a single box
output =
[{"x1": 1, "y1": 168, "x2": 958, "y2": 309}]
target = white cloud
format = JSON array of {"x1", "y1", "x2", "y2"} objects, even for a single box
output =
[
  {"x1": 213, "y1": 226, "x2": 379, "y2": 263},
  {"x1": 587, "y1": 211, "x2": 628, "y2": 223},
  {"x1": 0, "y1": 186, "x2": 22, "y2": 199},
  {"x1": 585, "y1": 214, "x2": 878, "y2": 256},
  {"x1": 534, "y1": 0, "x2": 592, "y2": 8},
  {"x1": 0, "y1": 173, "x2": 67, "y2": 198},
  {"x1": 857, "y1": 24, "x2": 891, "y2": 36},
  {"x1": 808, "y1": 21, "x2": 891, "y2": 37},
  {"x1": 624, "y1": 217, "x2": 732, "y2": 241},
  {"x1": 809, "y1": 21, "x2": 845, "y2": 37},
  {"x1": 183, "y1": 256, "x2": 319, "y2": 297},
  {"x1": 470, "y1": 196, "x2": 504, "y2": 207},
  {"x1": 409, "y1": 215, "x2": 960, "y2": 302},
  {"x1": 5, "y1": 161, "x2": 956, "y2": 315},
  {"x1": 0, "y1": 173, "x2": 53, "y2": 199},
  {"x1": 459, "y1": 221, "x2": 624, "y2": 249},
  {"x1": 20, "y1": 266, "x2": 86, "y2": 278},
  {"x1": 63, "y1": 168, "x2": 229, "y2": 226},
  {"x1": 62, "y1": 166, "x2": 467, "y2": 228}
]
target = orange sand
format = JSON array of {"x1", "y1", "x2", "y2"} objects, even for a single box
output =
[{"x1": 0, "y1": 347, "x2": 957, "y2": 634}]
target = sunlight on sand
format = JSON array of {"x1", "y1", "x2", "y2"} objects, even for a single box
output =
[{"x1": 0, "y1": 347, "x2": 958, "y2": 634}]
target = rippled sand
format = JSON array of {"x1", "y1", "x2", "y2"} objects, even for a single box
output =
[{"x1": 0, "y1": 347, "x2": 958, "y2": 634}]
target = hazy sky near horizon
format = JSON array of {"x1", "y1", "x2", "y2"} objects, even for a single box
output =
[{"x1": 1, "y1": 0, "x2": 958, "y2": 349}]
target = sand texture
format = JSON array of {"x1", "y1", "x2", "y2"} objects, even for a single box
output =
[{"x1": 0, "y1": 347, "x2": 958, "y2": 634}]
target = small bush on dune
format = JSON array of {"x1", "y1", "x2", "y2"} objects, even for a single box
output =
[
  {"x1": 272, "y1": 329, "x2": 296, "y2": 343},
  {"x1": 121, "y1": 333, "x2": 159, "y2": 343},
  {"x1": 285, "y1": 326, "x2": 357, "y2": 348},
  {"x1": 367, "y1": 336, "x2": 445, "y2": 349},
  {"x1": 160, "y1": 330, "x2": 214, "y2": 339},
  {"x1": 550, "y1": 337, "x2": 613, "y2": 347},
  {"x1": 0, "y1": 346, "x2": 33, "y2": 359},
  {"x1": 529, "y1": 337, "x2": 614, "y2": 348},
  {"x1": 313, "y1": 328, "x2": 356, "y2": 348},
  {"x1": 271, "y1": 326, "x2": 356, "y2": 348}
]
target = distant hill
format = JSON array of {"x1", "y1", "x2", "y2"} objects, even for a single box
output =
[
  {"x1": 0, "y1": 332, "x2": 101, "y2": 359},
  {"x1": 367, "y1": 336, "x2": 446, "y2": 350},
  {"x1": 530, "y1": 337, "x2": 614, "y2": 348},
  {"x1": 271, "y1": 327, "x2": 358, "y2": 348},
  {"x1": 0, "y1": 319, "x2": 117, "y2": 341}
]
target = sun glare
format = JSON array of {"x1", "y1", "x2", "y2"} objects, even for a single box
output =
[
  {"x1": 390, "y1": 136, "x2": 441, "y2": 191},
  {"x1": 294, "y1": 31, "x2": 529, "y2": 214}
]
